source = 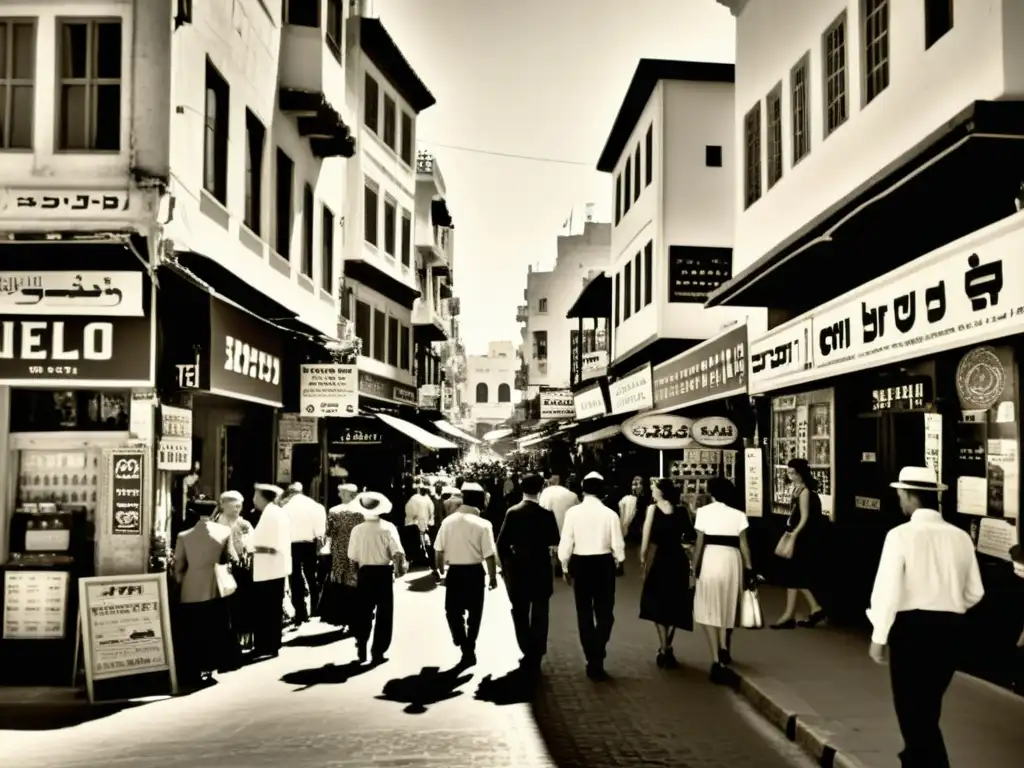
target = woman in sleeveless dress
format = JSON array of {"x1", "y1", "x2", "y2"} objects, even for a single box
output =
[{"x1": 639, "y1": 478, "x2": 696, "y2": 668}]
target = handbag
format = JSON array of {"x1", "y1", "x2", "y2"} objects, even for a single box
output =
[
  {"x1": 739, "y1": 588, "x2": 764, "y2": 629},
  {"x1": 774, "y1": 531, "x2": 796, "y2": 560},
  {"x1": 214, "y1": 563, "x2": 237, "y2": 598}
]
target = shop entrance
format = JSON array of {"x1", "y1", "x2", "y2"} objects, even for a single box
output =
[{"x1": 221, "y1": 418, "x2": 274, "y2": 505}]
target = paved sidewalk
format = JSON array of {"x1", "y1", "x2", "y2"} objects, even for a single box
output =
[{"x1": 727, "y1": 586, "x2": 1024, "y2": 768}]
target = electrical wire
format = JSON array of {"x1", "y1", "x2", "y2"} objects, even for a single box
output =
[{"x1": 417, "y1": 139, "x2": 593, "y2": 167}]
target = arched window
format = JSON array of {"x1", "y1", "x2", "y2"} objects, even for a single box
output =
[
  {"x1": 497, "y1": 383, "x2": 511, "y2": 403},
  {"x1": 475, "y1": 382, "x2": 489, "y2": 403}
]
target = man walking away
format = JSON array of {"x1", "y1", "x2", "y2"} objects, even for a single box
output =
[
  {"x1": 280, "y1": 482, "x2": 326, "y2": 625},
  {"x1": 404, "y1": 486, "x2": 433, "y2": 566},
  {"x1": 539, "y1": 473, "x2": 580, "y2": 533},
  {"x1": 497, "y1": 473, "x2": 560, "y2": 672},
  {"x1": 347, "y1": 491, "x2": 407, "y2": 664},
  {"x1": 868, "y1": 467, "x2": 984, "y2": 768},
  {"x1": 250, "y1": 484, "x2": 290, "y2": 659},
  {"x1": 558, "y1": 471, "x2": 625, "y2": 681},
  {"x1": 434, "y1": 481, "x2": 499, "y2": 667}
]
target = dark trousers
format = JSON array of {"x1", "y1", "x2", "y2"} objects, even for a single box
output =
[
  {"x1": 570, "y1": 554, "x2": 616, "y2": 664},
  {"x1": 289, "y1": 541, "x2": 318, "y2": 621},
  {"x1": 445, "y1": 564, "x2": 485, "y2": 653},
  {"x1": 510, "y1": 593, "x2": 550, "y2": 661},
  {"x1": 355, "y1": 565, "x2": 394, "y2": 658},
  {"x1": 252, "y1": 577, "x2": 285, "y2": 656},
  {"x1": 889, "y1": 610, "x2": 963, "y2": 768}
]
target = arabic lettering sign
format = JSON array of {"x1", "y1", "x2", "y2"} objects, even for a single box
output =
[
  {"x1": 0, "y1": 271, "x2": 144, "y2": 316},
  {"x1": 110, "y1": 452, "x2": 144, "y2": 536},
  {"x1": 157, "y1": 405, "x2": 193, "y2": 471},
  {"x1": 357, "y1": 369, "x2": 417, "y2": 406},
  {"x1": 609, "y1": 363, "x2": 653, "y2": 415},
  {"x1": 621, "y1": 413, "x2": 694, "y2": 450},
  {"x1": 691, "y1": 416, "x2": 739, "y2": 447},
  {"x1": 748, "y1": 319, "x2": 813, "y2": 395},
  {"x1": 209, "y1": 297, "x2": 284, "y2": 407},
  {"x1": 653, "y1": 325, "x2": 748, "y2": 410},
  {"x1": 539, "y1": 390, "x2": 575, "y2": 419},
  {"x1": 0, "y1": 189, "x2": 131, "y2": 219},
  {"x1": 574, "y1": 382, "x2": 607, "y2": 420},
  {"x1": 3, "y1": 571, "x2": 69, "y2": 639},
  {"x1": 300, "y1": 364, "x2": 358, "y2": 417}
]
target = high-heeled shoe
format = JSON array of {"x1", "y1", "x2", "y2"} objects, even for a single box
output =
[
  {"x1": 770, "y1": 619, "x2": 797, "y2": 629},
  {"x1": 797, "y1": 610, "x2": 827, "y2": 628}
]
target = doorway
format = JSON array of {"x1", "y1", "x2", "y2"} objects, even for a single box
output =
[{"x1": 220, "y1": 413, "x2": 274, "y2": 506}]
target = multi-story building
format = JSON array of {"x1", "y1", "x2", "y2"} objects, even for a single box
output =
[
  {"x1": 465, "y1": 341, "x2": 518, "y2": 437},
  {"x1": 520, "y1": 221, "x2": 611, "y2": 399},
  {"x1": 711, "y1": 0, "x2": 1024, "y2": 689}
]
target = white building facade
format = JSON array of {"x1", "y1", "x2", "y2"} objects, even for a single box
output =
[{"x1": 465, "y1": 341, "x2": 518, "y2": 434}]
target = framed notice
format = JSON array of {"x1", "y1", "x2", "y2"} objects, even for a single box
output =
[
  {"x1": 77, "y1": 573, "x2": 177, "y2": 702},
  {"x1": 3, "y1": 571, "x2": 69, "y2": 639},
  {"x1": 110, "y1": 451, "x2": 145, "y2": 535},
  {"x1": 157, "y1": 405, "x2": 193, "y2": 471},
  {"x1": 743, "y1": 448, "x2": 763, "y2": 518}
]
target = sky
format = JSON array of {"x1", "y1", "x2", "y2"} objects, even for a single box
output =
[{"x1": 374, "y1": 0, "x2": 736, "y2": 354}]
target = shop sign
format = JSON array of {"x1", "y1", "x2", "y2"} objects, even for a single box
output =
[
  {"x1": 331, "y1": 425, "x2": 384, "y2": 445},
  {"x1": 667, "y1": 246, "x2": 732, "y2": 303},
  {"x1": 621, "y1": 412, "x2": 694, "y2": 450},
  {"x1": 0, "y1": 271, "x2": 144, "y2": 316},
  {"x1": 540, "y1": 389, "x2": 574, "y2": 419},
  {"x1": 691, "y1": 416, "x2": 738, "y2": 447},
  {"x1": 110, "y1": 452, "x2": 144, "y2": 536},
  {"x1": 0, "y1": 188, "x2": 131, "y2": 219},
  {"x1": 653, "y1": 325, "x2": 747, "y2": 410},
  {"x1": 209, "y1": 298, "x2": 283, "y2": 407},
  {"x1": 574, "y1": 383, "x2": 607, "y2": 420},
  {"x1": 609, "y1": 363, "x2": 653, "y2": 415},
  {"x1": 418, "y1": 385, "x2": 440, "y2": 410},
  {"x1": 358, "y1": 369, "x2": 417, "y2": 406},
  {"x1": 872, "y1": 378, "x2": 930, "y2": 411},
  {"x1": 157, "y1": 405, "x2": 193, "y2": 472},
  {"x1": 300, "y1": 364, "x2": 358, "y2": 417},
  {"x1": 3, "y1": 571, "x2": 69, "y2": 639},
  {"x1": 748, "y1": 320, "x2": 813, "y2": 395}
]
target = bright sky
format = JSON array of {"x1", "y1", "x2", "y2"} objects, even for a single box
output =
[{"x1": 375, "y1": 0, "x2": 735, "y2": 354}]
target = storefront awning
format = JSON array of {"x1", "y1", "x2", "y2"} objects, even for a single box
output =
[
  {"x1": 576, "y1": 424, "x2": 621, "y2": 444},
  {"x1": 519, "y1": 432, "x2": 555, "y2": 449},
  {"x1": 483, "y1": 428, "x2": 514, "y2": 442},
  {"x1": 567, "y1": 274, "x2": 611, "y2": 319},
  {"x1": 433, "y1": 420, "x2": 480, "y2": 444},
  {"x1": 375, "y1": 413, "x2": 457, "y2": 450}
]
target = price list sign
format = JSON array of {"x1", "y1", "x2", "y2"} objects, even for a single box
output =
[
  {"x1": 110, "y1": 452, "x2": 144, "y2": 536},
  {"x1": 80, "y1": 576, "x2": 171, "y2": 682}
]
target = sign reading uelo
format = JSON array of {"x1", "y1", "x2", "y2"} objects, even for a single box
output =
[
  {"x1": 574, "y1": 382, "x2": 607, "y2": 420},
  {"x1": 621, "y1": 413, "x2": 694, "y2": 450},
  {"x1": 653, "y1": 325, "x2": 747, "y2": 411},
  {"x1": 209, "y1": 298, "x2": 284, "y2": 407},
  {"x1": 609, "y1": 362, "x2": 653, "y2": 415}
]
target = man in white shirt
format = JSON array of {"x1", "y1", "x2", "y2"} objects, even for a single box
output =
[
  {"x1": 434, "y1": 482, "x2": 499, "y2": 667},
  {"x1": 618, "y1": 475, "x2": 646, "y2": 541},
  {"x1": 278, "y1": 482, "x2": 327, "y2": 624},
  {"x1": 558, "y1": 471, "x2": 626, "y2": 681},
  {"x1": 539, "y1": 474, "x2": 580, "y2": 533},
  {"x1": 251, "y1": 484, "x2": 291, "y2": 658},
  {"x1": 867, "y1": 467, "x2": 984, "y2": 768},
  {"x1": 348, "y1": 492, "x2": 407, "y2": 664},
  {"x1": 404, "y1": 486, "x2": 434, "y2": 566}
]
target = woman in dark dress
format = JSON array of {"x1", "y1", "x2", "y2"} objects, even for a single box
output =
[
  {"x1": 639, "y1": 478, "x2": 696, "y2": 668},
  {"x1": 771, "y1": 458, "x2": 828, "y2": 629}
]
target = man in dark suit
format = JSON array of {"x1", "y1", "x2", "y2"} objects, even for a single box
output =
[{"x1": 497, "y1": 473, "x2": 561, "y2": 672}]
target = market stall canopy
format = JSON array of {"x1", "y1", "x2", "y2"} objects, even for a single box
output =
[
  {"x1": 482, "y1": 428, "x2": 514, "y2": 442},
  {"x1": 576, "y1": 424, "x2": 621, "y2": 444},
  {"x1": 433, "y1": 420, "x2": 480, "y2": 444},
  {"x1": 375, "y1": 413, "x2": 458, "y2": 450},
  {"x1": 519, "y1": 432, "x2": 555, "y2": 449}
]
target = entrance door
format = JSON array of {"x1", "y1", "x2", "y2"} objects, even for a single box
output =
[{"x1": 221, "y1": 413, "x2": 274, "y2": 507}]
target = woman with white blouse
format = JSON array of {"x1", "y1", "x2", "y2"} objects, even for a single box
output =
[{"x1": 691, "y1": 477, "x2": 754, "y2": 682}]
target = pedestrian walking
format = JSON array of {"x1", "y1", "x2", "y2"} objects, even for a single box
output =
[
  {"x1": 617, "y1": 475, "x2": 648, "y2": 544},
  {"x1": 279, "y1": 482, "x2": 326, "y2": 625},
  {"x1": 867, "y1": 466, "x2": 984, "y2": 768},
  {"x1": 319, "y1": 483, "x2": 363, "y2": 629},
  {"x1": 433, "y1": 481, "x2": 499, "y2": 667},
  {"x1": 214, "y1": 490, "x2": 255, "y2": 659},
  {"x1": 496, "y1": 473, "x2": 560, "y2": 671},
  {"x1": 347, "y1": 491, "x2": 407, "y2": 664},
  {"x1": 539, "y1": 473, "x2": 580, "y2": 533},
  {"x1": 557, "y1": 471, "x2": 625, "y2": 681},
  {"x1": 250, "y1": 483, "x2": 291, "y2": 659},
  {"x1": 403, "y1": 486, "x2": 433, "y2": 566}
]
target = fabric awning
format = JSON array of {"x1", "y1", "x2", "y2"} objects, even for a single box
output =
[
  {"x1": 433, "y1": 420, "x2": 480, "y2": 444},
  {"x1": 483, "y1": 428, "x2": 514, "y2": 442},
  {"x1": 576, "y1": 424, "x2": 621, "y2": 444},
  {"x1": 376, "y1": 413, "x2": 458, "y2": 450}
]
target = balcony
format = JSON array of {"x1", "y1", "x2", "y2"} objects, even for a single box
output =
[
  {"x1": 516, "y1": 304, "x2": 528, "y2": 323},
  {"x1": 412, "y1": 296, "x2": 451, "y2": 343},
  {"x1": 416, "y1": 151, "x2": 447, "y2": 198},
  {"x1": 416, "y1": 222, "x2": 453, "y2": 269}
]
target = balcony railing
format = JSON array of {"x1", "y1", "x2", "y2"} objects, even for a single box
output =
[{"x1": 515, "y1": 304, "x2": 528, "y2": 323}]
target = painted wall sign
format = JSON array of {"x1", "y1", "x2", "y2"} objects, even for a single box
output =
[
  {"x1": 653, "y1": 325, "x2": 747, "y2": 411},
  {"x1": 574, "y1": 382, "x2": 607, "y2": 420},
  {"x1": 539, "y1": 390, "x2": 575, "y2": 419},
  {"x1": 748, "y1": 319, "x2": 813, "y2": 395},
  {"x1": 357, "y1": 369, "x2": 417, "y2": 406},
  {"x1": 609, "y1": 363, "x2": 653, "y2": 415},
  {"x1": 621, "y1": 413, "x2": 694, "y2": 450},
  {"x1": 667, "y1": 246, "x2": 732, "y2": 303},
  {"x1": 0, "y1": 271, "x2": 144, "y2": 316},
  {"x1": 691, "y1": 416, "x2": 739, "y2": 447},
  {"x1": 209, "y1": 298, "x2": 284, "y2": 407}
]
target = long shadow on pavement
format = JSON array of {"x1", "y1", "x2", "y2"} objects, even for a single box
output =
[
  {"x1": 376, "y1": 664, "x2": 473, "y2": 714},
  {"x1": 280, "y1": 661, "x2": 374, "y2": 692},
  {"x1": 404, "y1": 572, "x2": 440, "y2": 593},
  {"x1": 283, "y1": 628, "x2": 351, "y2": 647},
  {"x1": 474, "y1": 667, "x2": 536, "y2": 706}
]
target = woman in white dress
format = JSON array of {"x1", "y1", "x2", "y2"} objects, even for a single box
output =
[{"x1": 691, "y1": 477, "x2": 754, "y2": 682}]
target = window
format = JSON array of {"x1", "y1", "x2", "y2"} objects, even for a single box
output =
[
  {"x1": 925, "y1": 0, "x2": 953, "y2": 48},
  {"x1": 645, "y1": 125, "x2": 653, "y2": 187},
  {"x1": 862, "y1": 0, "x2": 889, "y2": 104},
  {"x1": 58, "y1": 19, "x2": 121, "y2": 151},
  {"x1": 705, "y1": 145, "x2": 722, "y2": 167},
  {"x1": 387, "y1": 316, "x2": 399, "y2": 366},
  {"x1": 623, "y1": 263, "x2": 633, "y2": 321},
  {"x1": 538, "y1": 298, "x2": 548, "y2": 313},
  {"x1": 203, "y1": 61, "x2": 229, "y2": 203},
  {"x1": 383, "y1": 197, "x2": 396, "y2": 256},
  {"x1": 633, "y1": 252, "x2": 642, "y2": 313},
  {"x1": 823, "y1": 12, "x2": 849, "y2": 137},
  {"x1": 643, "y1": 241, "x2": 653, "y2": 307},
  {"x1": 0, "y1": 20, "x2": 35, "y2": 149},
  {"x1": 476, "y1": 383, "x2": 489, "y2": 403},
  {"x1": 400, "y1": 209, "x2": 412, "y2": 266},
  {"x1": 633, "y1": 145, "x2": 641, "y2": 202},
  {"x1": 325, "y1": 0, "x2": 343, "y2": 59},
  {"x1": 766, "y1": 84, "x2": 783, "y2": 189},
  {"x1": 533, "y1": 331, "x2": 548, "y2": 360},
  {"x1": 364, "y1": 182, "x2": 378, "y2": 246},
  {"x1": 301, "y1": 184, "x2": 315, "y2": 277},
  {"x1": 275, "y1": 148, "x2": 294, "y2": 257},
  {"x1": 285, "y1": 0, "x2": 318, "y2": 26},
  {"x1": 244, "y1": 109, "x2": 265, "y2": 233},
  {"x1": 614, "y1": 273, "x2": 620, "y2": 328},
  {"x1": 372, "y1": 309, "x2": 386, "y2": 362},
  {"x1": 399, "y1": 324, "x2": 410, "y2": 370},
  {"x1": 791, "y1": 54, "x2": 811, "y2": 164},
  {"x1": 614, "y1": 175, "x2": 622, "y2": 225},
  {"x1": 743, "y1": 102, "x2": 762, "y2": 209},
  {"x1": 355, "y1": 300, "x2": 371, "y2": 356},
  {"x1": 364, "y1": 74, "x2": 379, "y2": 133},
  {"x1": 383, "y1": 94, "x2": 396, "y2": 149},
  {"x1": 321, "y1": 204, "x2": 335, "y2": 293},
  {"x1": 498, "y1": 384, "x2": 511, "y2": 403},
  {"x1": 623, "y1": 157, "x2": 632, "y2": 215},
  {"x1": 400, "y1": 112, "x2": 413, "y2": 165}
]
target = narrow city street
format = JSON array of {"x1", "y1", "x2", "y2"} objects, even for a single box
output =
[{"x1": 3, "y1": 566, "x2": 815, "y2": 768}]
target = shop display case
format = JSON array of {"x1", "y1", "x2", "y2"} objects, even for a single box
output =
[{"x1": 770, "y1": 389, "x2": 835, "y2": 516}]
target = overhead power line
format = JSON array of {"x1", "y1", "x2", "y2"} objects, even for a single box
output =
[{"x1": 417, "y1": 139, "x2": 593, "y2": 167}]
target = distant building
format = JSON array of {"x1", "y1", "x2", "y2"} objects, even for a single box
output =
[{"x1": 465, "y1": 341, "x2": 518, "y2": 436}]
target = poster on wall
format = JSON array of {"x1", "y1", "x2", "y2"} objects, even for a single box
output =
[
  {"x1": 157, "y1": 405, "x2": 193, "y2": 472},
  {"x1": 987, "y1": 439, "x2": 1019, "y2": 519},
  {"x1": 744, "y1": 448, "x2": 763, "y2": 518},
  {"x1": 109, "y1": 452, "x2": 144, "y2": 536},
  {"x1": 976, "y1": 517, "x2": 1017, "y2": 561},
  {"x1": 276, "y1": 414, "x2": 318, "y2": 485},
  {"x1": 924, "y1": 413, "x2": 943, "y2": 513},
  {"x1": 3, "y1": 571, "x2": 69, "y2": 639}
]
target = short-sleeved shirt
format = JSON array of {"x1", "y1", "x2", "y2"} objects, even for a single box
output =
[
  {"x1": 434, "y1": 507, "x2": 495, "y2": 565},
  {"x1": 694, "y1": 501, "x2": 749, "y2": 538},
  {"x1": 347, "y1": 518, "x2": 404, "y2": 566}
]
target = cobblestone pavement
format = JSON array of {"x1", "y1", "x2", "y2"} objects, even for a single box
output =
[{"x1": 3, "y1": 564, "x2": 814, "y2": 768}]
